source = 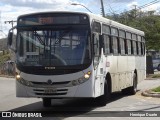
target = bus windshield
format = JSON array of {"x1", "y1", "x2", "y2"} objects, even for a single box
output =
[{"x1": 17, "y1": 28, "x2": 91, "y2": 67}]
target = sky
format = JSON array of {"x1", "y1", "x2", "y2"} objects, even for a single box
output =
[{"x1": 0, "y1": 0, "x2": 160, "y2": 38}]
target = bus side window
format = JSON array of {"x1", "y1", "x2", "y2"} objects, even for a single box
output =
[
  {"x1": 112, "y1": 37, "x2": 118, "y2": 54},
  {"x1": 103, "y1": 35, "x2": 110, "y2": 54},
  {"x1": 120, "y1": 38, "x2": 125, "y2": 55},
  {"x1": 131, "y1": 40, "x2": 134, "y2": 55},
  {"x1": 141, "y1": 42, "x2": 143, "y2": 55},
  {"x1": 136, "y1": 41, "x2": 139, "y2": 55},
  {"x1": 127, "y1": 40, "x2": 132, "y2": 55},
  {"x1": 133, "y1": 41, "x2": 137, "y2": 55},
  {"x1": 117, "y1": 38, "x2": 121, "y2": 54},
  {"x1": 143, "y1": 42, "x2": 145, "y2": 55},
  {"x1": 119, "y1": 30, "x2": 125, "y2": 55},
  {"x1": 138, "y1": 42, "x2": 141, "y2": 55},
  {"x1": 124, "y1": 39, "x2": 128, "y2": 54}
]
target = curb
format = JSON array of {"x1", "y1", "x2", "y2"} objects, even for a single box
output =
[
  {"x1": 145, "y1": 78, "x2": 160, "y2": 80},
  {"x1": 141, "y1": 90, "x2": 160, "y2": 98},
  {"x1": 0, "y1": 75, "x2": 14, "y2": 78}
]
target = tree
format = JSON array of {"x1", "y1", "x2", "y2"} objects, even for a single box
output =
[{"x1": 106, "y1": 10, "x2": 160, "y2": 50}]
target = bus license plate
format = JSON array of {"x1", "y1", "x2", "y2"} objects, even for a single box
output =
[{"x1": 44, "y1": 88, "x2": 56, "y2": 93}]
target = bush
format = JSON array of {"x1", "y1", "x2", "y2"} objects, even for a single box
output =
[{"x1": 0, "y1": 54, "x2": 10, "y2": 66}]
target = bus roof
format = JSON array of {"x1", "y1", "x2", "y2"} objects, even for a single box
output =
[{"x1": 18, "y1": 11, "x2": 144, "y2": 36}]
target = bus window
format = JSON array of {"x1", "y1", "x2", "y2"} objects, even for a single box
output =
[
  {"x1": 112, "y1": 37, "x2": 118, "y2": 54},
  {"x1": 124, "y1": 39, "x2": 128, "y2": 54},
  {"x1": 138, "y1": 42, "x2": 141, "y2": 55},
  {"x1": 103, "y1": 35, "x2": 110, "y2": 54},
  {"x1": 119, "y1": 30, "x2": 125, "y2": 55},
  {"x1": 102, "y1": 25, "x2": 110, "y2": 34},
  {"x1": 136, "y1": 41, "x2": 139, "y2": 55},
  {"x1": 133, "y1": 41, "x2": 137, "y2": 55},
  {"x1": 111, "y1": 27, "x2": 118, "y2": 36},
  {"x1": 92, "y1": 22, "x2": 101, "y2": 33},
  {"x1": 127, "y1": 40, "x2": 132, "y2": 55},
  {"x1": 120, "y1": 38, "x2": 125, "y2": 55}
]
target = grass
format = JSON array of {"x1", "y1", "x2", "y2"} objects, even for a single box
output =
[
  {"x1": 147, "y1": 73, "x2": 160, "y2": 78},
  {"x1": 152, "y1": 74, "x2": 160, "y2": 78},
  {"x1": 151, "y1": 86, "x2": 160, "y2": 92}
]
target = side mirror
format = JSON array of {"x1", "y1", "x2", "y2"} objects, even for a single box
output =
[{"x1": 8, "y1": 31, "x2": 13, "y2": 46}]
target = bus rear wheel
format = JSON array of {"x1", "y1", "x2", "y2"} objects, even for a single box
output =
[
  {"x1": 122, "y1": 73, "x2": 137, "y2": 95},
  {"x1": 43, "y1": 98, "x2": 51, "y2": 107},
  {"x1": 129, "y1": 73, "x2": 137, "y2": 95},
  {"x1": 96, "y1": 81, "x2": 110, "y2": 106}
]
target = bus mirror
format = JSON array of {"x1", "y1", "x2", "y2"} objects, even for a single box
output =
[
  {"x1": 8, "y1": 31, "x2": 13, "y2": 46},
  {"x1": 99, "y1": 35, "x2": 104, "y2": 54}
]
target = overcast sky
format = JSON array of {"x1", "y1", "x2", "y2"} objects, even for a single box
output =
[{"x1": 0, "y1": 0, "x2": 160, "y2": 38}]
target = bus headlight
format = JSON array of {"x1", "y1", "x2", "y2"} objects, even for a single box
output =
[
  {"x1": 16, "y1": 76, "x2": 33, "y2": 87},
  {"x1": 84, "y1": 74, "x2": 90, "y2": 79},
  {"x1": 70, "y1": 71, "x2": 91, "y2": 86},
  {"x1": 16, "y1": 74, "x2": 21, "y2": 80}
]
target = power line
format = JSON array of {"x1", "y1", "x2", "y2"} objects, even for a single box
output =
[{"x1": 138, "y1": 0, "x2": 160, "y2": 9}]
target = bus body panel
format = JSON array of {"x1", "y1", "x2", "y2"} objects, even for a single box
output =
[{"x1": 16, "y1": 64, "x2": 99, "y2": 98}]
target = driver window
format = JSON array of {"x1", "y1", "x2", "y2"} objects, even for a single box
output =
[{"x1": 93, "y1": 33, "x2": 100, "y2": 67}]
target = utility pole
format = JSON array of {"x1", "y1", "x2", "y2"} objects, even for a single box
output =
[
  {"x1": 133, "y1": 5, "x2": 137, "y2": 18},
  {"x1": 100, "y1": 0, "x2": 105, "y2": 17},
  {"x1": 4, "y1": 20, "x2": 16, "y2": 28}
]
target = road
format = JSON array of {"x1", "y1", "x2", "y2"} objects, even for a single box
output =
[{"x1": 0, "y1": 77, "x2": 160, "y2": 120}]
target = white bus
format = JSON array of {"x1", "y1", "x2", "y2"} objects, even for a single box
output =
[{"x1": 8, "y1": 11, "x2": 146, "y2": 107}]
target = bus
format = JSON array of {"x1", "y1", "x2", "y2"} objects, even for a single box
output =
[{"x1": 8, "y1": 11, "x2": 146, "y2": 107}]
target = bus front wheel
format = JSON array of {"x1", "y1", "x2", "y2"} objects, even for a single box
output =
[
  {"x1": 96, "y1": 81, "x2": 110, "y2": 106},
  {"x1": 43, "y1": 98, "x2": 51, "y2": 107}
]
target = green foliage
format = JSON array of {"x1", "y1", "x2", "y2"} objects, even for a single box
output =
[
  {"x1": 152, "y1": 86, "x2": 160, "y2": 92},
  {"x1": 106, "y1": 10, "x2": 160, "y2": 50},
  {"x1": 0, "y1": 54, "x2": 10, "y2": 66},
  {"x1": 151, "y1": 74, "x2": 160, "y2": 78}
]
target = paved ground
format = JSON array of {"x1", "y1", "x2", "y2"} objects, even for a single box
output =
[{"x1": 0, "y1": 77, "x2": 160, "y2": 120}]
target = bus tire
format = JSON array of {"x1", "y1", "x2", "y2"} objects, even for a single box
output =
[
  {"x1": 129, "y1": 73, "x2": 137, "y2": 95},
  {"x1": 96, "y1": 81, "x2": 110, "y2": 106},
  {"x1": 122, "y1": 73, "x2": 137, "y2": 95},
  {"x1": 43, "y1": 98, "x2": 51, "y2": 107}
]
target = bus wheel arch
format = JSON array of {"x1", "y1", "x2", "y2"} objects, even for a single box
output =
[
  {"x1": 129, "y1": 70, "x2": 138, "y2": 95},
  {"x1": 128, "y1": 69, "x2": 138, "y2": 95},
  {"x1": 106, "y1": 73, "x2": 112, "y2": 95},
  {"x1": 95, "y1": 72, "x2": 111, "y2": 106},
  {"x1": 122, "y1": 70, "x2": 137, "y2": 95}
]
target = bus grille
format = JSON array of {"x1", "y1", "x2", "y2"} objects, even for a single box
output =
[
  {"x1": 33, "y1": 88, "x2": 68, "y2": 96},
  {"x1": 31, "y1": 81, "x2": 70, "y2": 88}
]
